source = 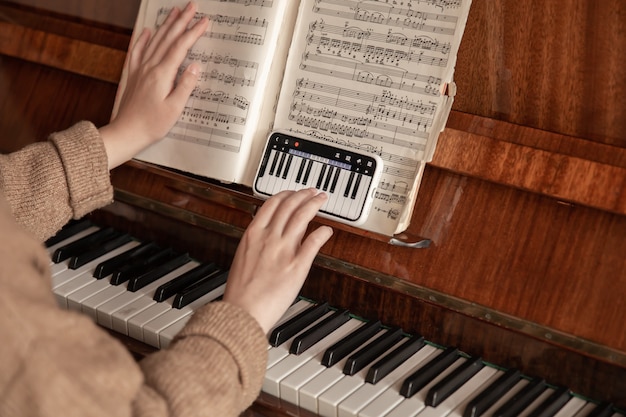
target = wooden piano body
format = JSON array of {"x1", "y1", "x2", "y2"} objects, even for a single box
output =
[{"x1": 1, "y1": 0, "x2": 625, "y2": 413}]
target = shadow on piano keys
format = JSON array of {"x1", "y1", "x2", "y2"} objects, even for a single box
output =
[{"x1": 46, "y1": 219, "x2": 625, "y2": 417}]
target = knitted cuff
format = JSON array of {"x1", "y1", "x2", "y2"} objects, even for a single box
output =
[{"x1": 49, "y1": 121, "x2": 113, "y2": 218}]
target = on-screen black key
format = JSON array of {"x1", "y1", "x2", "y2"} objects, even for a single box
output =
[
  {"x1": 295, "y1": 158, "x2": 306, "y2": 183},
  {"x1": 463, "y1": 368, "x2": 521, "y2": 417},
  {"x1": 282, "y1": 154, "x2": 294, "y2": 179},
  {"x1": 302, "y1": 159, "x2": 313, "y2": 185},
  {"x1": 527, "y1": 386, "x2": 571, "y2": 417},
  {"x1": 268, "y1": 151, "x2": 280, "y2": 176},
  {"x1": 275, "y1": 152, "x2": 287, "y2": 177},
  {"x1": 93, "y1": 241, "x2": 159, "y2": 279},
  {"x1": 366, "y1": 335, "x2": 425, "y2": 384},
  {"x1": 127, "y1": 252, "x2": 191, "y2": 292},
  {"x1": 290, "y1": 309, "x2": 351, "y2": 355},
  {"x1": 344, "y1": 327, "x2": 404, "y2": 376},
  {"x1": 343, "y1": 171, "x2": 355, "y2": 197},
  {"x1": 45, "y1": 219, "x2": 93, "y2": 248},
  {"x1": 52, "y1": 227, "x2": 118, "y2": 263},
  {"x1": 350, "y1": 173, "x2": 363, "y2": 199},
  {"x1": 172, "y1": 269, "x2": 228, "y2": 308},
  {"x1": 321, "y1": 319, "x2": 381, "y2": 367},
  {"x1": 323, "y1": 166, "x2": 334, "y2": 191},
  {"x1": 154, "y1": 262, "x2": 220, "y2": 302},
  {"x1": 329, "y1": 167, "x2": 341, "y2": 193},
  {"x1": 269, "y1": 302, "x2": 330, "y2": 347},
  {"x1": 111, "y1": 246, "x2": 176, "y2": 285},
  {"x1": 68, "y1": 233, "x2": 133, "y2": 269},
  {"x1": 316, "y1": 164, "x2": 328, "y2": 189},
  {"x1": 400, "y1": 346, "x2": 459, "y2": 398},
  {"x1": 492, "y1": 377, "x2": 546, "y2": 417},
  {"x1": 586, "y1": 402, "x2": 615, "y2": 417},
  {"x1": 426, "y1": 355, "x2": 484, "y2": 407}
]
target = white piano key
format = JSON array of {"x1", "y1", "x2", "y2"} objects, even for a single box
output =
[
  {"x1": 553, "y1": 397, "x2": 587, "y2": 417},
  {"x1": 317, "y1": 362, "x2": 372, "y2": 417},
  {"x1": 96, "y1": 260, "x2": 200, "y2": 330},
  {"x1": 359, "y1": 356, "x2": 466, "y2": 417},
  {"x1": 417, "y1": 366, "x2": 500, "y2": 417},
  {"x1": 263, "y1": 317, "x2": 363, "y2": 398},
  {"x1": 298, "y1": 329, "x2": 387, "y2": 414},
  {"x1": 337, "y1": 344, "x2": 439, "y2": 417},
  {"x1": 111, "y1": 294, "x2": 159, "y2": 335},
  {"x1": 143, "y1": 282, "x2": 226, "y2": 348},
  {"x1": 571, "y1": 402, "x2": 599, "y2": 417},
  {"x1": 127, "y1": 296, "x2": 177, "y2": 342}
]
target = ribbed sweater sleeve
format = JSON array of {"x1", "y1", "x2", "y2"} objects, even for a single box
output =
[
  {"x1": 0, "y1": 121, "x2": 113, "y2": 241},
  {"x1": 0, "y1": 194, "x2": 269, "y2": 417}
]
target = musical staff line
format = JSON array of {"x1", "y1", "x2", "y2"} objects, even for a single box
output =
[{"x1": 314, "y1": 6, "x2": 457, "y2": 35}]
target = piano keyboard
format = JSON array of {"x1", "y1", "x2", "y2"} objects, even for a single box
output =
[
  {"x1": 253, "y1": 131, "x2": 382, "y2": 225},
  {"x1": 46, "y1": 220, "x2": 623, "y2": 417}
]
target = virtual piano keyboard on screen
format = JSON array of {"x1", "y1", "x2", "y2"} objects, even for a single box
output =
[{"x1": 46, "y1": 220, "x2": 624, "y2": 417}]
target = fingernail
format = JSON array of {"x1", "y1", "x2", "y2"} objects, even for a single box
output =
[{"x1": 188, "y1": 63, "x2": 200, "y2": 75}]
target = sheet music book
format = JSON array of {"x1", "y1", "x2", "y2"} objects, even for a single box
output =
[{"x1": 114, "y1": 0, "x2": 473, "y2": 237}]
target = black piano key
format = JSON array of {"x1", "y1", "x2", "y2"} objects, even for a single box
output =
[
  {"x1": 269, "y1": 302, "x2": 330, "y2": 347},
  {"x1": 282, "y1": 154, "x2": 294, "y2": 179},
  {"x1": 329, "y1": 166, "x2": 341, "y2": 193},
  {"x1": 343, "y1": 327, "x2": 404, "y2": 376},
  {"x1": 492, "y1": 377, "x2": 547, "y2": 417},
  {"x1": 45, "y1": 218, "x2": 93, "y2": 247},
  {"x1": 172, "y1": 269, "x2": 228, "y2": 308},
  {"x1": 463, "y1": 368, "x2": 521, "y2": 417},
  {"x1": 257, "y1": 150, "x2": 270, "y2": 178},
  {"x1": 350, "y1": 173, "x2": 363, "y2": 199},
  {"x1": 426, "y1": 355, "x2": 485, "y2": 407},
  {"x1": 527, "y1": 386, "x2": 571, "y2": 417},
  {"x1": 289, "y1": 309, "x2": 351, "y2": 355},
  {"x1": 275, "y1": 152, "x2": 287, "y2": 177},
  {"x1": 153, "y1": 262, "x2": 221, "y2": 302},
  {"x1": 322, "y1": 166, "x2": 334, "y2": 191},
  {"x1": 321, "y1": 319, "x2": 381, "y2": 368},
  {"x1": 343, "y1": 171, "x2": 355, "y2": 197},
  {"x1": 295, "y1": 158, "x2": 306, "y2": 183},
  {"x1": 127, "y1": 252, "x2": 191, "y2": 292},
  {"x1": 400, "y1": 346, "x2": 459, "y2": 398},
  {"x1": 68, "y1": 233, "x2": 133, "y2": 269},
  {"x1": 268, "y1": 150, "x2": 280, "y2": 175},
  {"x1": 93, "y1": 241, "x2": 159, "y2": 279},
  {"x1": 316, "y1": 164, "x2": 328, "y2": 189},
  {"x1": 52, "y1": 227, "x2": 118, "y2": 263},
  {"x1": 110, "y1": 247, "x2": 176, "y2": 285},
  {"x1": 366, "y1": 335, "x2": 426, "y2": 384},
  {"x1": 586, "y1": 402, "x2": 615, "y2": 417},
  {"x1": 302, "y1": 159, "x2": 313, "y2": 185}
]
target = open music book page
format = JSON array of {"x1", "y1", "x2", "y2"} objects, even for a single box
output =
[
  {"x1": 116, "y1": 0, "x2": 472, "y2": 237},
  {"x1": 121, "y1": 0, "x2": 301, "y2": 183},
  {"x1": 272, "y1": 0, "x2": 472, "y2": 235}
]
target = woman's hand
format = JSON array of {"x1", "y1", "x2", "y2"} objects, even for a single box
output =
[
  {"x1": 223, "y1": 189, "x2": 334, "y2": 334},
  {"x1": 100, "y1": 2, "x2": 209, "y2": 169}
]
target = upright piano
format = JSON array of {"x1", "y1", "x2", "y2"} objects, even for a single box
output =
[{"x1": 1, "y1": 1, "x2": 625, "y2": 415}]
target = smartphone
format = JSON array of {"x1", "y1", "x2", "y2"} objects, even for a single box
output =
[{"x1": 253, "y1": 131, "x2": 383, "y2": 226}]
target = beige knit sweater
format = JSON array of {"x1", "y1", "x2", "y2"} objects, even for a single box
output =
[{"x1": 0, "y1": 122, "x2": 268, "y2": 417}]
